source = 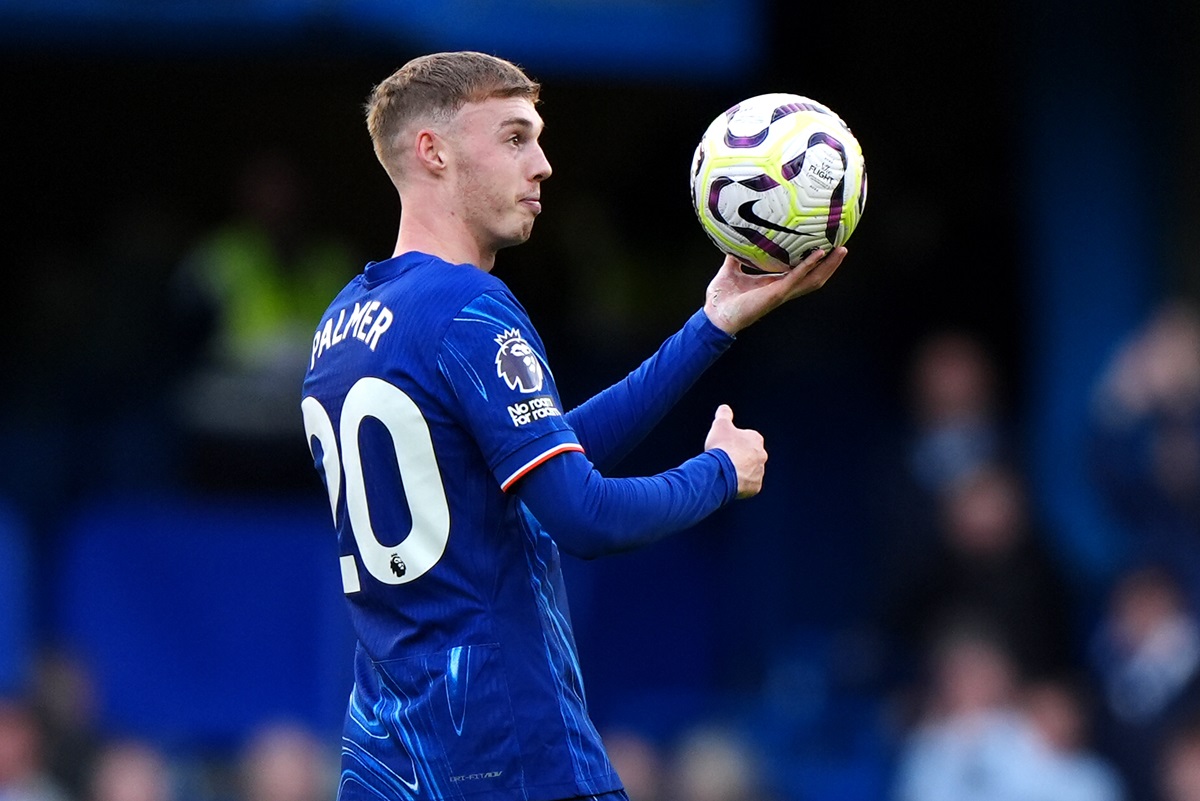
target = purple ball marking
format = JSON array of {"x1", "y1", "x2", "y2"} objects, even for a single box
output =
[
  {"x1": 739, "y1": 173, "x2": 779, "y2": 192},
  {"x1": 724, "y1": 100, "x2": 834, "y2": 150},
  {"x1": 733, "y1": 224, "x2": 792, "y2": 267},
  {"x1": 724, "y1": 127, "x2": 770, "y2": 148},
  {"x1": 825, "y1": 176, "x2": 845, "y2": 245},
  {"x1": 706, "y1": 171, "x2": 789, "y2": 268},
  {"x1": 797, "y1": 130, "x2": 851, "y2": 244},
  {"x1": 807, "y1": 131, "x2": 846, "y2": 153},
  {"x1": 781, "y1": 151, "x2": 806, "y2": 181},
  {"x1": 771, "y1": 101, "x2": 831, "y2": 123},
  {"x1": 770, "y1": 103, "x2": 801, "y2": 123},
  {"x1": 707, "y1": 176, "x2": 734, "y2": 225},
  {"x1": 723, "y1": 100, "x2": 777, "y2": 148}
]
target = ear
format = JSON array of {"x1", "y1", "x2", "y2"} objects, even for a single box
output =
[{"x1": 414, "y1": 129, "x2": 448, "y2": 174}]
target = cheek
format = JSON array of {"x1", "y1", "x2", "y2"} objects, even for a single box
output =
[
  {"x1": 456, "y1": 156, "x2": 495, "y2": 193},
  {"x1": 475, "y1": 169, "x2": 511, "y2": 210}
]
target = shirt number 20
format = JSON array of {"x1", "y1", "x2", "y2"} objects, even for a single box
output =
[{"x1": 302, "y1": 377, "x2": 450, "y2": 594}]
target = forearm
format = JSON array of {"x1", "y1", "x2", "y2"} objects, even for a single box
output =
[
  {"x1": 565, "y1": 309, "x2": 733, "y2": 472},
  {"x1": 515, "y1": 449, "x2": 738, "y2": 559}
]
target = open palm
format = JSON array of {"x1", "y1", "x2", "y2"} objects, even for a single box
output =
[{"x1": 703, "y1": 247, "x2": 848, "y2": 335}]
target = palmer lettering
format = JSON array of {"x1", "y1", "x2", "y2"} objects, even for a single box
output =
[{"x1": 310, "y1": 301, "x2": 396, "y2": 368}]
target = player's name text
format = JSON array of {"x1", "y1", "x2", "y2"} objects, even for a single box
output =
[{"x1": 310, "y1": 301, "x2": 394, "y2": 369}]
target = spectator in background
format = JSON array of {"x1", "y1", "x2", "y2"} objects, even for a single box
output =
[
  {"x1": 1090, "y1": 300, "x2": 1200, "y2": 607},
  {"x1": 865, "y1": 332, "x2": 1016, "y2": 689},
  {"x1": 883, "y1": 464, "x2": 1077, "y2": 684},
  {"x1": 236, "y1": 722, "x2": 335, "y2": 801},
  {"x1": 1090, "y1": 566, "x2": 1200, "y2": 801},
  {"x1": 667, "y1": 725, "x2": 772, "y2": 801},
  {"x1": 876, "y1": 331, "x2": 1011, "y2": 549},
  {"x1": 907, "y1": 332, "x2": 1009, "y2": 497},
  {"x1": 174, "y1": 151, "x2": 357, "y2": 489},
  {"x1": 604, "y1": 730, "x2": 666, "y2": 801},
  {"x1": 85, "y1": 742, "x2": 174, "y2": 801},
  {"x1": 892, "y1": 625, "x2": 1027, "y2": 801},
  {"x1": 1020, "y1": 678, "x2": 1125, "y2": 801},
  {"x1": 892, "y1": 625, "x2": 1121, "y2": 801},
  {"x1": 30, "y1": 651, "x2": 99, "y2": 800},
  {"x1": 1160, "y1": 719, "x2": 1200, "y2": 801},
  {"x1": 0, "y1": 698, "x2": 70, "y2": 801}
]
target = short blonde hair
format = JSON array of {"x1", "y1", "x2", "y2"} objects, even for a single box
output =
[{"x1": 366, "y1": 51, "x2": 540, "y2": 181}]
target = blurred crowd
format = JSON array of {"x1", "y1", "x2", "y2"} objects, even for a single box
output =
[
  {"x1": 2, "y1": 147, "x2": 1200, "y2": 801},
  {"x1": 0, "y1": 691, "x2": 337, "y2": 801},
  {"x1": 873, "y1": 303, "x2": 1200, "y2": 801}
]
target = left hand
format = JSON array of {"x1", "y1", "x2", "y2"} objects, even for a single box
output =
[{"x1": 703, "y1": 247, "x2": 847, "y2": 336}]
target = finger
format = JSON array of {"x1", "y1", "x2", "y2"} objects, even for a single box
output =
[
  {"x1": 821, "y1": 246, "x2": 848, "y2": 269},
  {"x1": 716, "y1": 255, "x2": 752, "y2": 282},
  {"x1": 791, "y1": 248, "x2": 827, "y2": 278},
  {"x1": 770, "y1": 247, "x2": 829, "y2": 290},
  {"x1": 804, "y1": 247, "x2": 846, "y2": 285},
  {"x1": 785, "y1": 247, "x2": 846, "y2": 299},
  {"x1": 714, "y1": 403, "x2": 734, "y2": 422}
]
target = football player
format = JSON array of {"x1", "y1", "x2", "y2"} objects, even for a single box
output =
[{"x1": 301, "y1": 51, "x2": 846, "y2": 801}]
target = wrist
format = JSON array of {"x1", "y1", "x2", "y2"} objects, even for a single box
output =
[
  {"x1": 694, "y1": 307, "x2": 738, "y2": 343},
  {"x1": 703, "y1": 302, "x2": 742, "y2": 336},
  {"x1": 704, "y1": 448, "x2": 739, "y2": 503}
]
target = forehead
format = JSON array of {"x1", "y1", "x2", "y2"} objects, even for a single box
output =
[{"x1": 452, "y1": 96, "x2": 543, "y2": 134}]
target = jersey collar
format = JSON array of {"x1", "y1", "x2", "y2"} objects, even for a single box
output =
[{"x1": 363, "y1": 251, "x2": 444, "y2": 288}]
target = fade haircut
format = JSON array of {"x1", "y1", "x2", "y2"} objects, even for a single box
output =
[{"x1": 366, "y1": 51, "x2": 540, "y2": 183}]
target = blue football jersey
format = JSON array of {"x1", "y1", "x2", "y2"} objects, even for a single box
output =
[{"x1": 301, "y1": 252, "x2": 621, "y2": 801}]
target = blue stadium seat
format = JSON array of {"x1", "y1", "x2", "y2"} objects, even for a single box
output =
[
  {"x1": 774, "y1": 754, "x2": 892, "y2": 801},
  {"x1": 53, "y1": 493, "x2": 354, "y2": 749},
  {"x1": 0, "y1": 501, "x2": 32, "y2": 695}
]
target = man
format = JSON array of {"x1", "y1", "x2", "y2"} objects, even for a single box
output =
[{"x1": 301, "y1": 51, "x2": 846, "y2": 801}]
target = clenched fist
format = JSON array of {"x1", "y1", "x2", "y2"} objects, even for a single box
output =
[{"x1": 704, "y1": 404, "x2": 767, "y2": 499}]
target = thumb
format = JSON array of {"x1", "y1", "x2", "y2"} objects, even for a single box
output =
[{"x1": 714, "y1": 404, "x2": 734, "y2": 423}]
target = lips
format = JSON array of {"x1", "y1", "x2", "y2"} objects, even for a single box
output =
[{"x1": 520, "y1": 196, "x2": 542, "y2": 214}]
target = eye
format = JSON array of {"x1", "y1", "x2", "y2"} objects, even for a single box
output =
[{"x1": 508, "y1": 133, "x2": 523, "y2": 147}]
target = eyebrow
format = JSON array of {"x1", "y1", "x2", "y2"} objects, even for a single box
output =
[{"x1": 497, "y1": 117, "x2": 542, "y2": 133}]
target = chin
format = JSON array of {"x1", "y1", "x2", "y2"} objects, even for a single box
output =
[{"x1": 495, "y1": 226, "x2": 534, "y2": 251}]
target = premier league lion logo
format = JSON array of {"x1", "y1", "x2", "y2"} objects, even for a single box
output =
[{"x1": 495, "y1": 328, "x2": 544, "y2": 393}]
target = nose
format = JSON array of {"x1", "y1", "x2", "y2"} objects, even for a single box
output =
[{"x1": 531, "y1": 143, "x2": 552, "y2": 182}]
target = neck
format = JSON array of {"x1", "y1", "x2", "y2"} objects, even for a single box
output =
[
  {"x1": 393, "y1": 229, "x2": 495, "y2": 273},
  {"x1": 392, "y1": 199, "x2": 495, "y2": 272}
]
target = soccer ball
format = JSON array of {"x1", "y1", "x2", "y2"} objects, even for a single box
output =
[{"x1": 690, "y1": 93, "x2": 867, "y2": 273}]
